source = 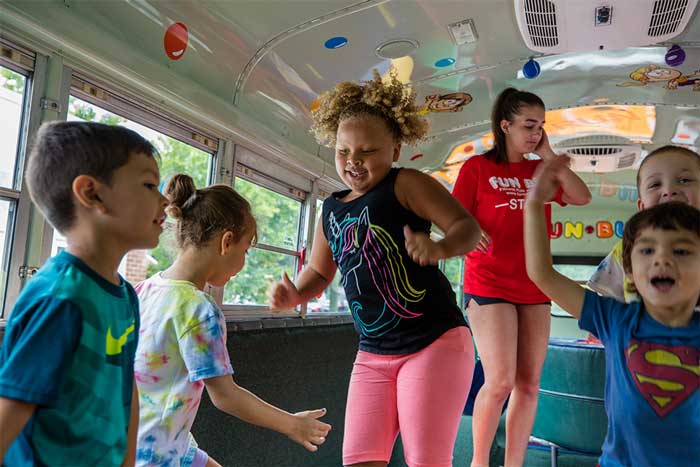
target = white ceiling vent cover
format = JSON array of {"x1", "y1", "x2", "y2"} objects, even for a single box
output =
[
  {"x1": 514, "y1": 0, "x2": 698, "y2": 53},
  {"x1": 554, "y1": 135, "x2": 642, "y2": 173}
]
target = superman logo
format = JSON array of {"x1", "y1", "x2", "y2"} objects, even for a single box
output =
[{"x1": 626, "y1": 339, "x2": 699, "y2": 418}]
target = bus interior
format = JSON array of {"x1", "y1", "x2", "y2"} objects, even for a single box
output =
[{"x1": 1, "y1": 1, "x2": 699, "y2": 466}]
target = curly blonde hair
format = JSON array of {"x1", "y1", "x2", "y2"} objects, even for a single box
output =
[{"x1": 310, "y1": 69, "x2": 429, "y2": 147}]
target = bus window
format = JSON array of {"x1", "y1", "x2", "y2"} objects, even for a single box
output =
[
  {"x1": 223, "y1": 177, "x2": 302, "y2": 308},
  {"x1": 51, "y1": 95, "x2": 212, "y2": 285},
  {"x1": 0, "y1": 64, "x2": 28, "y2": 314},
  {"x1": 551, "y1": 263, "x2": 600, "y2": 317},
  {"x1": 441, "y1": 256, "x2": 464, "y2": 310},
  {"x1": 308, "y1": 198, "x2": 348, "y2": 314}
]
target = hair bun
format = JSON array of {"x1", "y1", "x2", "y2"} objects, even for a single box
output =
[{"x1": 164, "y1": 173, "x2": 197, "y2": 215}]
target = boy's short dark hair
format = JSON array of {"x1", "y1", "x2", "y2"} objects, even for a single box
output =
[
  {"x1": 622, "y1": 202, "x2": 700, "y2": 279},
  {"x1": 636, "y1": 145, "x2": 700, "y2": 190},
  {"x1": 26, "y1": 121, "x2": 157, "y2": 233}
]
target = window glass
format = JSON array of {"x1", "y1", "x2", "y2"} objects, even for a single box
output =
[
  {"x1": 235, "y1": 178, "x2": 301, "y2": 251},
  {"x1": 551, "y1": 264, "x2": 599, "y2": 316},
  {"x1": 223, "y1": 248, "x2": 296, "y2": 305},
  {"x1": 0, "y1": 66, "x2": 25, "y2": 189},
  {"x1": 0, "y1": 65, "x2": 27, "y2": 314},
  {"x1": 441, "y1": 256, "x2": 464, "y2": 309},
  {"x1": 0, "y1": 200, "x2": 15, "y2": 308},
  {"x1": 51, "y1": 96, "x2": 212, "y2": 284},
  {"x1": 308, "y1": 199, "x2": 348, "y2": 313}
]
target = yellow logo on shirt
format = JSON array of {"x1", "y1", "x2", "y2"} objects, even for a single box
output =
[{"x1": 106, "y1": 322, "x2": 135, "y2": 356}]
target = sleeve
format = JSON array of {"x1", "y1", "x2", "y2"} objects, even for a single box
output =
[
  {"x1": 175, "y1": 300, "x2": 233, "y2": 382},
  {"x1": 0, "y1": 299, "x2": 82, "y2": 406},
  {"x1": 452, "y1": 157, "x2": 479, "y2": 213},
  {"x1": 587, "y1": 242, "x2": 626, "y2": 302},
  {"x1": 578, "y1": 289, "x2": 621, "y2": 342}
]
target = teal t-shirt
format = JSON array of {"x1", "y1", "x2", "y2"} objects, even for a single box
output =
[{"x1": 0, "y1": 251, "x2": 139, "y2": 466}]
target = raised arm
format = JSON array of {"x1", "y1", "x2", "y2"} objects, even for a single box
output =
[
  {"x1": 397, "y1": 169, "x2": 481, "y2": 265},
  {"x1": 268, "y1": 220, "x2": 337, "y2": 310},
  {"x1": 534, "y1": 129, "x2": 591, "y2": 206},
  {"x1": 524, "y1": 158, "x2": 586, "y2": 319}
]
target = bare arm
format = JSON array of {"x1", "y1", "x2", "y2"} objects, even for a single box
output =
[
  {"x1": 534, "y1": 130, "x2": 591, "y2": 206},
  {"x1": 397, "y1": 169, "x2": 481, "y2": 265},
  {"x1": 0, "y1": 397, "x2": 35, "y2": 461},
  {"x1": 557, "y1": 166, "x2": 592, "y2": 206},
  {"x1": 121, "y1": 383, "x2": 139, "y2": 467},
  {"x1": 204, "y1": 375, "x2": 331, "y2": 452},
  {"x1": 524, "y1": 159, "x2": 586, "y2": 319},
  {"x1": 268, "y1": 221, "x2": 337, "y2": 310}
]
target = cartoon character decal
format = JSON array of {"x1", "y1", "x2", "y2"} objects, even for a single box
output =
[
  {"x1": 626, "y1": 339, "x2": 700, "y2": 418},
  {"x1": 618, "y1": 65, "x2": 700, "y2": 90},
  {"x1": 327, "y1": 207, "x2": 425, "y2": 337},
  {"x1": 419, "y1": 92, "x2": 473, "y2": 114}
]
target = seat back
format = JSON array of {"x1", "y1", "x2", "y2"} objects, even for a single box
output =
[{"x1": 531, "y1": 339, "x2": 608, "y2": 454}]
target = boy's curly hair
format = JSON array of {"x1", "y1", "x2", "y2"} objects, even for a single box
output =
[{"x1": 310, "y1": 69, "x2": 429, "y2": 147}]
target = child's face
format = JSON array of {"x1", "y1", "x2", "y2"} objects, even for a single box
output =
[
  {"x1": 501, "y1": 105, "x2": 545, "y2": 155},
  {"x1": 99, "y1": 152, "x2": 168, "y2": 250},
  {"x1": 335, "y1": 115, "x2": 400, "y2": 199},
  {"x1": 637, "y1": 152, "x2": 700, "y2": 210},
  {"x1": 628, "y1": 226, "x2": 700, "y2": 312}
]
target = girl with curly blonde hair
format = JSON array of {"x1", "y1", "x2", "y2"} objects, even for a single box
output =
[{"x1": 270, "y1": 70, "x2": 481, "y2": 467}]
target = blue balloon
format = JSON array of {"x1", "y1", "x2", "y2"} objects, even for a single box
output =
[
  {"x1": 665, "y1": 45, "x2": 685, "y2": 67},
  {"x1": 324, "y1": 37, "x2": 348, "y2": 49},
  {"x1": 523, "y1": 58, "x2": 541, "y2": 79},
  {"x1": 435, "y1": 57, "x2": 456, "y2": 68}
]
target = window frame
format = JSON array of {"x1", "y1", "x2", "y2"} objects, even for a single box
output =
[
  {"x1": 220, "y1": 164, "x2": 307, "y2": 317},
  {"x1": 1, "y1": 40, "x2": 43, "y2": 317},
  {"x1": 551, "y1": 256, "x2": 604, "y2": 318},
  {"x1": 42, "y1": 71, "x2": 220, "y2": 287}
]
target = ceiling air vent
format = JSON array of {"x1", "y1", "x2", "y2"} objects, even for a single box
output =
[
  {"x1": 514, "y1": 0, "x2": 698, "y2": 53},
  {"x1": 648, "y1": 0, "x2": 689, "y2": 37},
  {"x1": 554, "y1": 135, "x2": 642, "y2": 173},
  {"x1": 523, "y1": 0, "x2": 558, "y2": 49}
]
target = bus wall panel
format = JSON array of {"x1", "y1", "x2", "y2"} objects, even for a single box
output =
[{"x1": 192, "y1": 323, "x2": 357, "y2": 467}]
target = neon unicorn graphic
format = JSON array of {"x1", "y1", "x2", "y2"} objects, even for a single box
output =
[{"x1": 327, "y1": 207, "x2": 426, "y2": 337}]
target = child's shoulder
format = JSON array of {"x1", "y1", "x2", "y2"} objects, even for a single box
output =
[{"x1": 138, "y1": 273, "x2": 218, "y2": 315}]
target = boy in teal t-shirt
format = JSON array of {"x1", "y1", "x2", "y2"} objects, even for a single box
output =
[{"x1": 0, "y1": 121, "x2": 168, "y2": 466}]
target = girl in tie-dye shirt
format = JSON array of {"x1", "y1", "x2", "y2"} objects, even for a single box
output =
[{"x1": 134, "y1": 174, "x2": 331, "y2": 467}]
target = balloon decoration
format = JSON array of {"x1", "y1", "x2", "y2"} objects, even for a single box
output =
[{"x1": 164, "y1": 22, "x2": 189, "y2": 61}]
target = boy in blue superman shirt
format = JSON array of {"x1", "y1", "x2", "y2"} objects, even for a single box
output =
[{"x1": 525, "y1": 157, "x2": 700, "y2": 467}]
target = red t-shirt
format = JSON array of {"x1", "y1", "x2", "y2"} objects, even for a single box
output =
[{"x1": 452, "y1": 151, "x2": 565, "y2": 304}]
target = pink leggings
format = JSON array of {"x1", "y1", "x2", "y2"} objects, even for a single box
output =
[{"x1": 343, "y1": 327, "x2": 475, "y2": 467}]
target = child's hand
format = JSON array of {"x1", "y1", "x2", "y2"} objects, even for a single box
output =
[
  {"x1": 528, "y1": 157, "x2": 568, "y2": 204},
  {"x1": 267, "y1": 272, "x2": 301, "y2": 312},
  {"x1": 404, "y1": 225, "x2": 443, "y2": 266},
  {"x1": 287, "y1": 408, "x2": 332, "y2": 452},
  {"x1": 474, "y1": 230, "x2": 491, "y2": 253}
]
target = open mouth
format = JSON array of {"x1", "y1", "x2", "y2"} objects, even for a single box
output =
[
  {"x1": 346, "y1": 170, "x2": 367, "y2": 179},
  {"x1": 650, "y1": 275, "x2": 676, "y2": 292}
]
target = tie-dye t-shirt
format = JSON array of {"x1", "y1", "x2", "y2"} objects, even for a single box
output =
[{"x1": 134, "y1": 273, "x2": 233, "y2": 467}]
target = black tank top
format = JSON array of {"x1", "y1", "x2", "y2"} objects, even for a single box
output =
[{"x1": 322, "y1": 168, "x2": 467, "y2": 354}]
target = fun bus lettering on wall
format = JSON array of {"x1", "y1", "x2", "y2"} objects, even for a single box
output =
[{"x1": 550, "y1": 220, "x2": 625, "y2": 239}]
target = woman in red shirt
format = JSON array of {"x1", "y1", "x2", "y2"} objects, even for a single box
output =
[{"x1": 452, "y1": 88, "x2": 590, "y2": 467}]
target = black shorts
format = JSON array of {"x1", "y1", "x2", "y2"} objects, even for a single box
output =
[{"x1": 464, "y1": 293, "x2": 550, "y2": 307}]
